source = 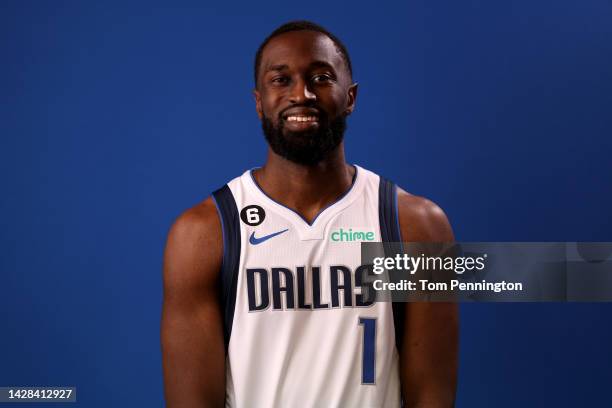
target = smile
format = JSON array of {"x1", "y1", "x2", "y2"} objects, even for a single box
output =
[{"x1": 285, "y1": 115, "x2": 318, "y2": 122}]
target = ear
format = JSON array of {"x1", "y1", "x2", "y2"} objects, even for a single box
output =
[
  {"x1": 345, "y1": 82, "x2": 358, "y2": 115},
  {"x1": 253, "y1": 88, "x2": 263, "y2": 120}
]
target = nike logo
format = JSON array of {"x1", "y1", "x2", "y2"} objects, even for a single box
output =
[{"x1": 249, "y1": 229, "x2": 289, "y2": 245}]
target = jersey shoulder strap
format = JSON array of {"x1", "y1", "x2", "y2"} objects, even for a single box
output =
[
  {"x1": 211, "y1": 184, "x2": 241, "y2": 350},
  {"x1": 377, "y1": 176, "x2": 405, "y2": 350}
]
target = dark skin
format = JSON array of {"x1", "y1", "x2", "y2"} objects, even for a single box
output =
[
  {"x1": 253, "y1": 30, "x2": 358, "y2": 221},
  {"x1": 162, "y1": 30, "x2": 458, "y2": 408}
]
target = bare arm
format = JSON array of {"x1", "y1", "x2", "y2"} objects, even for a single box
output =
[
  {"x1": 397, "y1": 190, "x2": 459, "y2": 408},
  {"x1": 161, "y1": 198, "x2": 226, "y2": 408}
]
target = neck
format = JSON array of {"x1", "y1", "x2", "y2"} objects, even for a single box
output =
[{"x1": 253, "y1": 144, "x2": 355, "y2": 224}]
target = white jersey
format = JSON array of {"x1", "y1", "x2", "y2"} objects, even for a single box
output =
[{"x1": 212, "y1": 165, "x2": 404, "y2": 408}]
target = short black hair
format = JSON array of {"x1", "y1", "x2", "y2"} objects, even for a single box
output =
[{"x1": 254, "y1": 20, "x2": 353, "y2": 87}]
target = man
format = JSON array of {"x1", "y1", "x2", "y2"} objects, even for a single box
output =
[{"x1": 162, "y1": 21, "x2": 458, "y2": 407}]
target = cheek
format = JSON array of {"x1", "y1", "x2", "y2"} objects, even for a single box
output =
[
  {"x1": 323, "y1": 92, "x2": 348, "y2": 116},
  {"x1": 261, "y1": 92, "x2": 284, "y2": 116}
]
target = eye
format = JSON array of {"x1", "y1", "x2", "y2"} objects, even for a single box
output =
[
  {"x1": 312, "y1": 74, "x2": 333, "y2": 84},
  {"x1": 271, "y1": 76, "x2": 289, "y2": 85}
]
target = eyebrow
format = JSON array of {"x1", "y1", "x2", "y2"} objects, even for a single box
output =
[
  {"x1": 264, "y1": 61, "x2": 337, "y2": 74},
  {"x1": 310, "y1": 60, "x2": 335, "y2": 71},
  {"x1": 265, "y1": 64, "x2": 289, "y2": 73}
]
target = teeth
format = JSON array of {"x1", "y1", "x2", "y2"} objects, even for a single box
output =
[{"x1": 286, "y1": 116, "x2": 317, "y2": 122}]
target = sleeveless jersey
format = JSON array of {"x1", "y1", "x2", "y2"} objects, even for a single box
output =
[{"x1": 212, "y1": 165, "x2": 404, "y2": 408}]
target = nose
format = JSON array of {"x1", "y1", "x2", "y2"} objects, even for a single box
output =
[{"x1": 288, "y1": 78, "x2": 316, "y2": 104}]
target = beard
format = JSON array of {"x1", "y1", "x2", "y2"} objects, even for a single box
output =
[{"x1": 261, "y1": 110, "x2": 347, "y2": 166}]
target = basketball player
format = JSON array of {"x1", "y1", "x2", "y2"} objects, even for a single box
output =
[{"x1": 162, "y1": 21, "x2": 458, "y2": 407}]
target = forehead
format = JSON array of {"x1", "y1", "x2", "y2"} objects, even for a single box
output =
[{"x1": 260, "y1": 30, "x2": 346, "y2": 74}]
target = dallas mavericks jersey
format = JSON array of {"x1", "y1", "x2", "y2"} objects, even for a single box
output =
[{"x1": 212, "y1": 165, "x2": 404, "y2": 408}]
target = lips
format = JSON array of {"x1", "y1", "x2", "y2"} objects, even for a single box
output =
[
  {"x1": 281, "y1": 107, "x2": 321, "y2": 121},
  {"x1": 285, "y1": 115, "x2": 318, "y2": 122},
  {"x1": 279, "y1": 108, "x2": 321, "y2": 132}
]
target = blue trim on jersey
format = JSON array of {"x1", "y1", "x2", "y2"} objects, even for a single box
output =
[
  {"x1": 378, "y1": 177, "x2": 405, "y2": 353},
  {"x1": 212, "y1": 185, "x2": 241, "y2": 351},
  {"x1": 378, "y1": 177, "x2": 402, "y2": 242},
  {"x1": 211, "y1": 195, "x2": 227, "y2": 274},
  {"x1": 249, "y1": 165, "x2": 358, "y2": 226},
  {"x1": 394, "y1": 184, "x2": 404, "y2": 252}
]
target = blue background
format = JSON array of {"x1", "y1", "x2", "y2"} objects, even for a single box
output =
[{"x1": 2, "y1": 0, "x2": 611, "y2": 406}]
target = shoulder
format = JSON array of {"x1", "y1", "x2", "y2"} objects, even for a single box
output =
[
  {"x1": 163, "y1": 197, "x2": 223, "y2": 289},
  {"x1": 167, "y1": 197, "x2": 221, "y2": 244},
  {"x1": 396, "y1": 187, "x2": 455, "y2": 242}
]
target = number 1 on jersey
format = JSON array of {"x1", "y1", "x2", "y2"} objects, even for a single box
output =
[{"x1": 359, "y1": 317, "x2": 376, "y2": 384}]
